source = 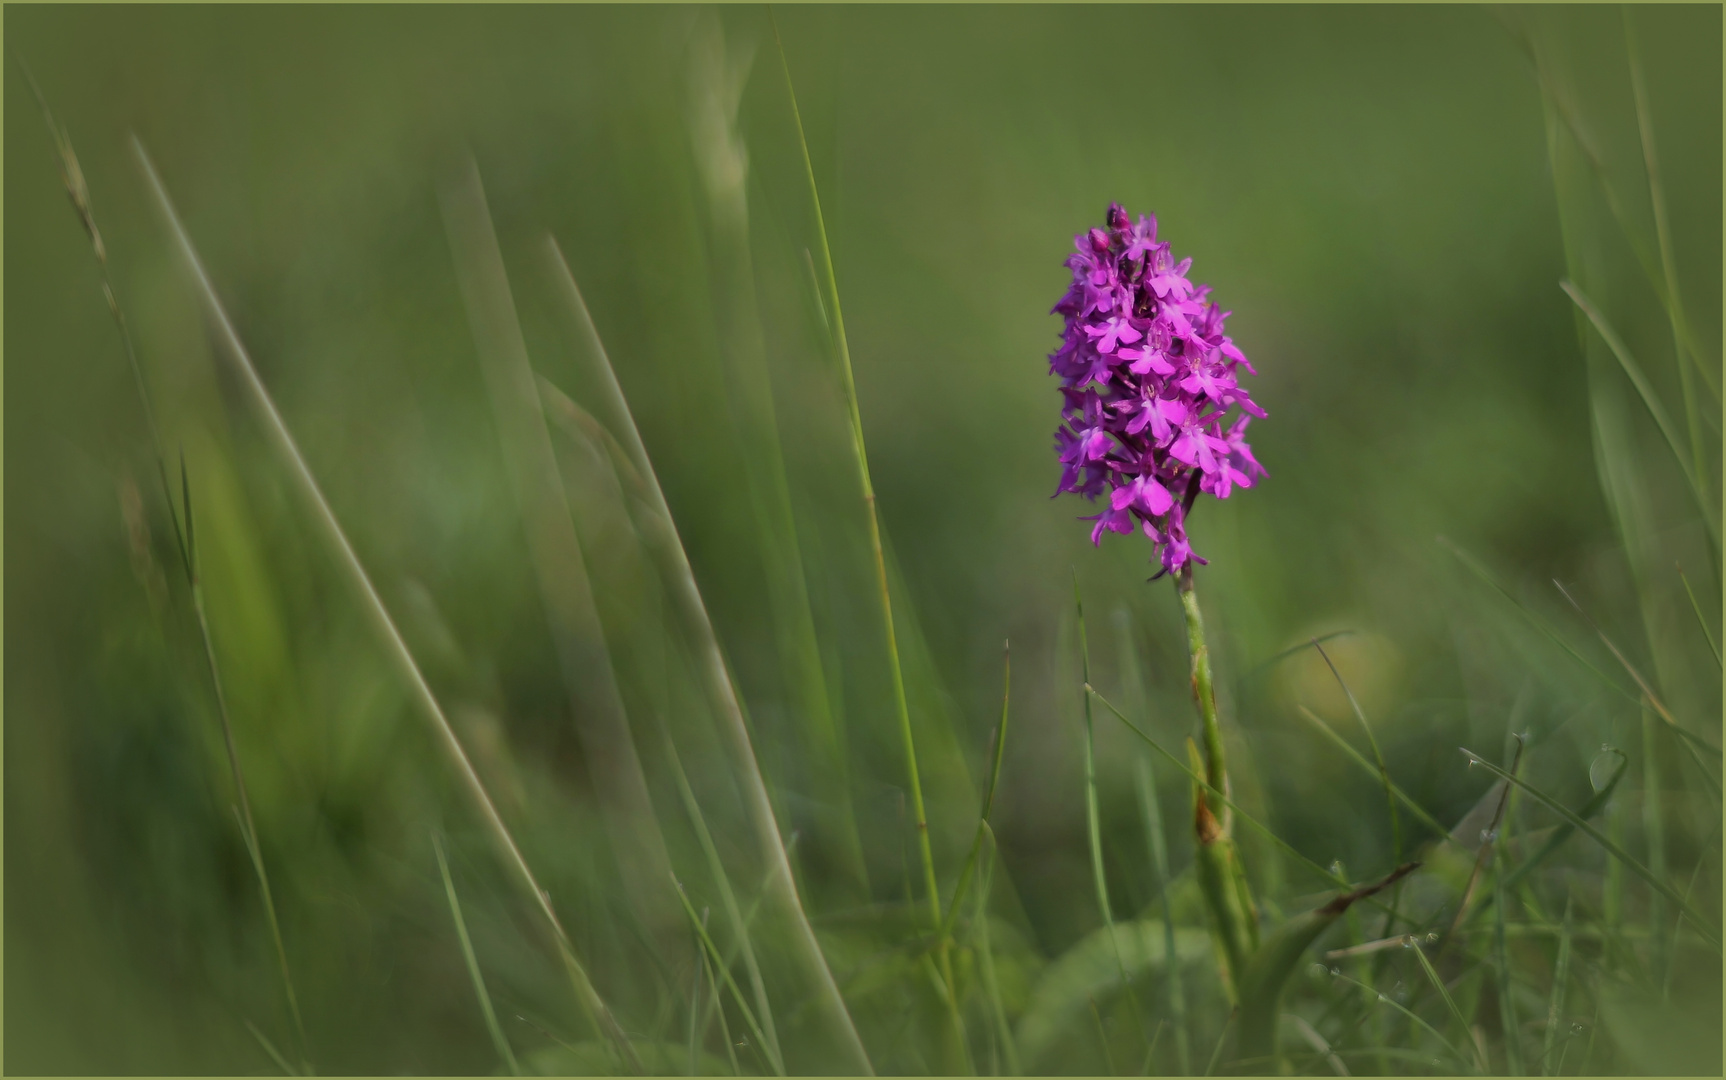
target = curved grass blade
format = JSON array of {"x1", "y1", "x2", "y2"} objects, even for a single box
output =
[
  {"x1": 135, "y1": 140, "x2": 640, "y2": 1073},
  {"x1": 1676, "y1": 565, "x2": 1721, "y2": 669},
  {"x1": 1313, "y1": 641, "x2": 1403, "y2": 870},
  {"x1": 434, "y1": 832, "x2": 522, "y2": 1077},
  {"x1": 1458, "y1": 748, "x2": 1720, "y2": 952},
  {"x1": 541, "y1": 242, "x2": 871, "y2": 1074},
  {"x1": 1295, "y1": 706, "x2": 1448, "y2": 841},
  {"x1": 1325, "y1": 970, "x2": 1474, "y2": 1073},
  {"x1": 1560, "y1": 280, "x2": 1719, "y2": 552},
  {"x1": 1233, "y1": 862, "x2": 1419, "y2": 1069}
]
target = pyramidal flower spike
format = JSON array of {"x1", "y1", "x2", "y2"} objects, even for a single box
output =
[{"x1": 1049, "y1": 203, "x2": 1264, "y2": 575}]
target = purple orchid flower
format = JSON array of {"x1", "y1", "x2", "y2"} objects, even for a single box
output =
[{"x1": 1048, "y1": 204, "x2": 1264, "y2": 572}]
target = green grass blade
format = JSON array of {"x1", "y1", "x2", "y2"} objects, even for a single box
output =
[
  {"x1": 1540, "y1": 895, "x2": 1573, "y2": 1075},
  {"x1": 1410, "y1": 941, "x2": 1477, "y2": 1070},
  {"x1": 1087, "y1": 685, "x2": 1399, "y2": 914},
  {"x1": 1560, "y1": 280, "x2": 1719, "y2": 551},
  {"x1": 1121, "y1": 615, "x2": 1190, "y2": 1076},
  {"x1": 656, "y1": 709, "x2": 783, "y2": 1073},
  {"x1": 1492, "y1": 837, "x2": 1524, "y2": 1075},
  {"x1": 245, "y1": 1019, "x2": 298, "y2": 1077},
  {"x1": 1326, "y1": 970, "x2": 1475, "y2": 1073},
  {"x1": 1677, "y1": 565, "x2": 1721, "y2": 669},
  {"x1": 768, "y1": 15, "x2": 963, "y2": 1067},
  {"x1": 1439, "y1": 538, "x2": 1637, "y2": 703},
  {"x1": 135, "y1": 140, "x2": 639, "y2": 1073},
  {"x1": 1073, "y1": 577, "x2": 1153, "y2": 1063},
  {"x1": 542, "y1": 244, "x2": 870, "y2": 1073},
  {"x1": 1313, "y1": 640, "x2": 1403, "y2": 867},
  {"x1": 1624, "y1": 6, "x2": 1719, "y2": 483},
  {"x1": 1458, "y1": 748, "x2": 1720, "y2": 951},
  {"x1": 1295, "y1": 706, "x2": 1449, "y2": 840},
  {"x1": 973, "y1": 825, "x2": 1023, "y2": 1077},
  {"x1": 440, "y1": 157, "x2": 677, "y2": 932},
  {"x1": 434, "y1": 832, "x2": 522, "y2": 1077},
  {"x1": 674, "y1": 878, "x2": 783, "y2": 1076},
  {"x1": 939, "y1": 641, "x2": 1011, "y2": 941}
]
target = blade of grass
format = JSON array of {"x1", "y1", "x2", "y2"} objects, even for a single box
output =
[
  {"x1": 685, "y1": 18, "x2": 869, "y2": 896},
  {"x1": 1623, "y1": 7, "x2": 1716, "y2": 492},
  {"x1": 1552, "y1": 579, "x2": 1722, "y2": 768},
  {"x1": 655, "y1": 699, "x2": 784, "y2": 1073},
  {"x1": 434, "y1": 832, "x2": 523, "y2": 1077},
  {"x1": 135, "y1": 140, "x2": 640, "y2": 1073},
  {"x1": 440, "y1": 157, "x2": 678, "y2": 933},
  {"x1": 768, "y1": 14, "x2": 962, "y2": 1065},
  {"x1": 31, "y1": 75, "x2": 312, "y2": 1069},
  {"x1": 1325, "y1": 970, "x2": 1474, "y2": 1073},
  {"x1": 1087, "y1": 685, "x2": 1400, "y2": 916},
  {"x1": 1439, "y1": 538, "x2": 1636, "y2": 704},
  {"x1": 973, "y1": 823, "x2": 1023, "y2": 1077},
  {"x1": 1313, "y1": 640, "x2": 1404, "y2": 870},
  {"x1": 1295, "y1": 706, "x2": 1449, "y2": 840},
  {"x1": 1410, "y1": 941, "x2": 1481, "y2": 1071},
  {"x1": 1496, "y1": 15, "x2": 1720, "y2": 403},
  {"x1": 1460, "y1": 750, "x2": 1628, "y2": 930},
  {"x1": 1676, "y1": 565, "x2": 1721, "y2": 669},
  {"x1": 1458, "y1": 748, "x2": 1719, "y2": 951},
  {"x1": 1641, "y1": 706, "x2": 1670, "y2": 993},
  {"x1": 1540, "y1": 895, "x2": 1573, "y2": 1076},
  {"x1": 674, "y1": 877, "x2": 783, "y2": 1076},
  {"x1": 541, "y1": 242, "x2": 870, "y2": 1073},
  {"x1": 1120, "y1": 614, "x2": 1191, "y2": 1077},
  {"x1": 1492, "y1": 828, "x2": 1524, "y2": 1075},
  {"x1": 939, "y1": 641, "x2": 1012, "y2": 941},
  {"x1": 244, "y1": 1019, "x2": 297, "y2": 1077},
  {"x1": 1073, "y1": 577, "x2": 1154, "y2": 1064},
  {"x1": 1560, "y1": 280, "x2": 1719, "y2": 553},
  {"x1": 1447, "y1": 738, "x2": 1523, "y2": 943}
]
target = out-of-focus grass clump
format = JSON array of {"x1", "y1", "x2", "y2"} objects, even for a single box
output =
[{"x1": 5, "y1": 5, "x2": 1718, "y2": 1075}]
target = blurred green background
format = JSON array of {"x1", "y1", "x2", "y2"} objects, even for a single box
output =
[{"x1": 6, "y1": 5, "x2": 1720, "y2": 1075}]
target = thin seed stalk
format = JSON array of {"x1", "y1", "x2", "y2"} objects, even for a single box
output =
[{"x1": 769, "y1": 13, "x2": 964, "y2": 1064}]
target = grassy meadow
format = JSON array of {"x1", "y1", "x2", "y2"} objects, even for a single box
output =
[{"x1": 4, "y1": 5, "x2": 1721, "y2": 1075}]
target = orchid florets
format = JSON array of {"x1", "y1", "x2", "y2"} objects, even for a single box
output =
[{"x1": 1050, "y1": 204, "x2": 1264, "y2": 574}]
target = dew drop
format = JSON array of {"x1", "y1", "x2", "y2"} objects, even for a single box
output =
[
  {"x1": 1329, "y1": 967, "x2": 1341, "y2": 978},
  {"x1": 1378, "y1": 994, "x2": 1388, "y2": 1004},
  {"x1": 1309, "y1": 962, "x2": 1327, "y2": 980}
]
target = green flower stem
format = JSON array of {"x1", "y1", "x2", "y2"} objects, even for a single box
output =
[{"x1": 1177, "y1": 564, "x2": 1257, "y2": 993}]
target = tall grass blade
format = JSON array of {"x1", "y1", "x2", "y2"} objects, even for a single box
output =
[
  {"x1": 1294, "y1": 706, "x2": 1448, "y2": 839},
  {"x1": 1676, "y1": 565, "x2": 1721, "y2": 669},
  {"x1": 134, "y1": 140, "x2": 640, "y2": 1072},
  {"x1": 245, "y1": 1019, "x2": 298, "y2": 1077},
  {"x1": 34, "y1": 81, "x2": 309, "y2": 1067},
  {"x1": 1313, "y1": 641, "x2": 1403, "y2": 866},
  {"x1": 1409, "y1": 941, "x2": 1476, "y2": 1069},
  {"x1": 1492, "y1": 834, "x2": 1524, "y2": 1075},
  {"x1": 1560, "y1": 280, "x2": 1719, "y2": 553},
  {"x1": 939, "y1": 641, "x2": 1011, "y2": 941},
  {"x1": 1458, "y1": 748, "x2": 1720, "y2": 950},
  {"x1": 541, "y1": 242, "x2": 871, "y2": 1073},
  {"x1": 433, "y1": 832, "x2": 523, "y2": 1077},
  {"x1": 1325, "y1": 970, "x2": 1474, "y2": 1073},
  {"x1": 440, "y1": 156, "x2": 677, "y2": 932},
  {"x1": 655, "y1": 696, "x2": 783, "y2": 1073},
  {"x1": 1073, "y1": 577, "x2": 1153, "y2": 1063},
  {"x1": 1119, "y1": 612, "x2": 1191, "y2": 1077},
  {"x1": 1439, "y1": 538, "x2": 1635, "y2": 703},
  {"x1": 674, "y1": 878, "x2": 784, "y2": 1076},
  {"x1": 767, "y1": 1, "x2": 946, "y2": 961},
  {"x1": 685, "y1": 15, "x2": 869, "y2": 895},
  {"x1": 1552, "y1": 579, "x2": 1722, "y2": 766},
  {"x1": 1623, "y1": 7, "x2": 1717, "y2": 487},
  {"x1": 973, "y1": 825, "x2": 1023, "y2": 1077},
  {"x1": 1540, "y1": 895, "x2": 1573, "y2": 1075}
]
